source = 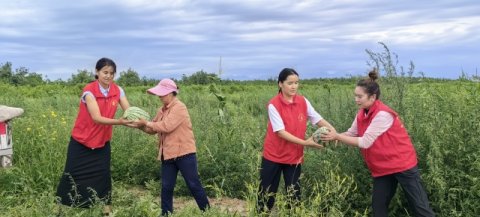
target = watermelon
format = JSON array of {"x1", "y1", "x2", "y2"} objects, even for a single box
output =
[
  {"x1": 312, "y1": 126, "x2": 330, "y2": 144},
  {"x1": 122, "y1": 106, "x2": 151, "y2": 121}
]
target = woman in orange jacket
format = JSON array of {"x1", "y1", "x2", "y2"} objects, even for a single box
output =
[{"x1": 134, "y1": 78, "x2": 210, "y2": 216}]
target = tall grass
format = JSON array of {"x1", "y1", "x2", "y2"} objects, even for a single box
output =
[{"x1": 0, "y1": 79, "x2": 479, "y2": 216}]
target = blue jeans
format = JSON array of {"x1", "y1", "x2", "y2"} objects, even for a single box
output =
[{"x1": 161, "y1": 153, "x2": 209, "y2": 216}]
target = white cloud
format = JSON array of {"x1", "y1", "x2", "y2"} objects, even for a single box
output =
[{"x1": 348, "y1": 16, "x2": 480, "y2": 45}]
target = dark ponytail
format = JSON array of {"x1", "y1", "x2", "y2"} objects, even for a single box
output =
[
  {"x1": 94, "y1": 57, "x2": 117, "y2": 80},
  {"x1": 277, "y1": 68, "x2": 299, "y2": 93},
  {"x1": 357, "y1": 68, "x2": 381, "y2": 99}
]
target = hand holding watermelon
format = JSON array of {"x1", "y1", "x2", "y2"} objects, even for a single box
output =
[{"x1": 312, "y1": 127, "x2": 330, "y2": 144}]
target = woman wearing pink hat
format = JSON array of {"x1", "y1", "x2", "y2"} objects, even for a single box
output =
[{"x1": 134, "y1": 78, "x2": 210, "y2": 216}]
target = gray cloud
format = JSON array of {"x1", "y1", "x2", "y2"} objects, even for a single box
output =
[{"x1": 1, "y1": 0, "x2": 480, "y2": 80}]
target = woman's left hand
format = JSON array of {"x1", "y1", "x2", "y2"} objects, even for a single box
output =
[{"x1": 119, "y1": 118, "x2": 133, "y2": 125}]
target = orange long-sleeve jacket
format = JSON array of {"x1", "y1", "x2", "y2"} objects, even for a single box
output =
[{"x1": 146, "y1": 98, "x2": 196, "y2": 160}]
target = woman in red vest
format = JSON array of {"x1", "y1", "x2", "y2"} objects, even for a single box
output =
[
  {"x1": 257, "y1": 68, "x2": 336, "y2": 213},
  {"x1": 56, "y1": 57, "x2": 132, "y2": 216},
  {"x1": 321, "y1": 69, "x2": 434, "y2": 217}
]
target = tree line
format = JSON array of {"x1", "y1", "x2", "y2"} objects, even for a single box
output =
[{"x1": 0, "y1": 61, "x2": 225, "y2": 87}]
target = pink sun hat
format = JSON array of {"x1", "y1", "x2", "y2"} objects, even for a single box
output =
[{"x1": 147, "y1": 78, "x2": 179, "y2": 96}]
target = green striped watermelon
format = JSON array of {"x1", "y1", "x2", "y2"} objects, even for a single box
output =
[
  {"x1": 312, "y1": 126, "x2": 330, "y2": 144},
  {"x1": 122, "y1": 106, "x2": 151, "y2": 121}
]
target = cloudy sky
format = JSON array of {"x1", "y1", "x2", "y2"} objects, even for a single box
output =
[{"x1": 1, "y1": 0, "x2": 479, "y2": 81}]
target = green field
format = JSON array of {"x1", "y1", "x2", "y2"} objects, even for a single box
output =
[{"x1": 0, "y1": 79, "x2": 479, "y2": 216}]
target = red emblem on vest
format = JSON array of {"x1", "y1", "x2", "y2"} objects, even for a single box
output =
[{"x1": 298, "y1": 113, "x2": 305, "y2": 122}]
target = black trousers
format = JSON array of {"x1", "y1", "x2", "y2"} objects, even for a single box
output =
[
  {"x1": 372, "y1": 165, "x2": 435, "y2": 217},
  {"x1": 257, "y1": 157, "x2": 301, "y2": 212}
]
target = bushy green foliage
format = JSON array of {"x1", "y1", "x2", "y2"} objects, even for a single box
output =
[
  {"x1": 117, "y1": 68, "x2": 142, "y2": 86},
  {"x1": 181, "y1": 70, "x2": 220, "y2": 85},
  {"x1": 67, "y1": 69, "x2": 95, "y2": 85},
  {"x1": 0, "y1": 62, "x2": 46, "y2": 86}
]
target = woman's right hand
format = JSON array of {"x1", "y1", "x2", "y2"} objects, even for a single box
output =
[{"x1": 305, "y1": 137, "x2": 324, "y2": 149}]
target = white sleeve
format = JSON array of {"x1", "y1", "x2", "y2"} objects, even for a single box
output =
[
  {"x1": 358, "y1": 111, "x2": 394, "y2": 149},
  {"x1": 118, "y1": 86, "x2": 126, "y2": 98},
  {"x1": 305, "y1": 98, "x2": 323, "y2": 125},
  {"x1": 81, "y1": 91, "x2": 94, "y2": 103},
  {"x1": 345, "y1": 115, "x2": 359, "y2": 137},
  {"x1": 268, "y1": 104, "x2": 285, "y2": 132}
]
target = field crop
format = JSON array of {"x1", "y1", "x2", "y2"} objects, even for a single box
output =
[{"x1": 0, "y1": 79, "x2": 479, "y2": 216}]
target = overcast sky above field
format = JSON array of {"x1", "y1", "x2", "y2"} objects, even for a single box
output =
[{"x1": 1, "y1": 0, "x2": 480, "y2": 81}]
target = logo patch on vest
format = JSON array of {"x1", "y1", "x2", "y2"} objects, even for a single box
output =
[
  {"x1": 298, "y1": 113, "x2": 305, "y2": 122},
  {"x1": 112, "y1": 101, "x2": 117, "y2": 106}
]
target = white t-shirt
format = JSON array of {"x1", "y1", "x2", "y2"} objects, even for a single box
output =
[
  {"x1": 81, "y1": 83, "x2": 125, "y2": 103},
  {"x1": 268, "y1": 98, "x2": 323, "y2": 132}
]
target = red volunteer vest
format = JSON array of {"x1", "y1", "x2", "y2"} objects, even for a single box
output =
[
  {"x1": 71, "y1": 81, "x2": 121, "y2": 149},
  {"x1": 263, "y1": 93, "x2": 308, "y2": 164},
  {"x1": 357, "y1": 100, "x2": 417, "y2": 177}
]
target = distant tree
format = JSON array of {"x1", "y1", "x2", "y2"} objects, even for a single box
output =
[
  {"x1": 11, "y1": 67, "x2": 29, "y2": 86},
  {"x1": 181, "y1": 70, "x2": 220, "y2": 84},
  {"x1": 472, "y1": 68, "x2": 479, "y2": 82},
  {"x1": 0, "y1": 63, "x2": 46, "y2": 86},
  {"x1": 141, "y1": 76, "x2": 159, "y2": 86},
  {"x1": 68, "y1": 69, "x2": 95, "y2": 85},
  {"x1": 0, "y1": 62, "x2": 13, "y2": 83},
  {"x1": 25, "y1": 72, "x2": 45, "y2": 86},
  {"x1": 48, "y1": 78, "x2": 68, "y2": 85},
  {"x1": 117, "y1": 68, "x2": 141, "y2": 86}
]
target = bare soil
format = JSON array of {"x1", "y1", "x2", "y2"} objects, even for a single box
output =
[
  {"x1": 173, "y1": 197, "x2": 248, "y2": 216},
  {"x1": 126, "y1": 186, "x2": 248, "y2": 216}
]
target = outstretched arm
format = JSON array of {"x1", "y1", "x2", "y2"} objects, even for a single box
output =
[
  {"x1": 85, "y1": 94, "x2": 131, "y2": 125},
  {"x1": 276, "y1": 130, "x2": 324, "y2": 149},
  {"x1": 322, "y1": 131, "x2": 360, "y2": 147},
  {"x1": 321, "y1": 112, "x2": 394, "y2": 148},
  {"x1": 315, "y1": 119, "x2": 337, "y2": 134}
]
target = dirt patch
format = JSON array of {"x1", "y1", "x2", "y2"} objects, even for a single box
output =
[
  {"x1": 174, "y1": 197, "x2": 248, "y2": 216},
  {"x1": 126, "y1": 186, "x2": 249, "y2": 216}
]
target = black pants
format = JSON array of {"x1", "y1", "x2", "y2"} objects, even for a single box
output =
[
  {"x1": 257, "y1": 157, "x2": 301, "y2": 212},
  {"x1": 372, "y1": 165, "x2": 435, "y2": 217}
]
